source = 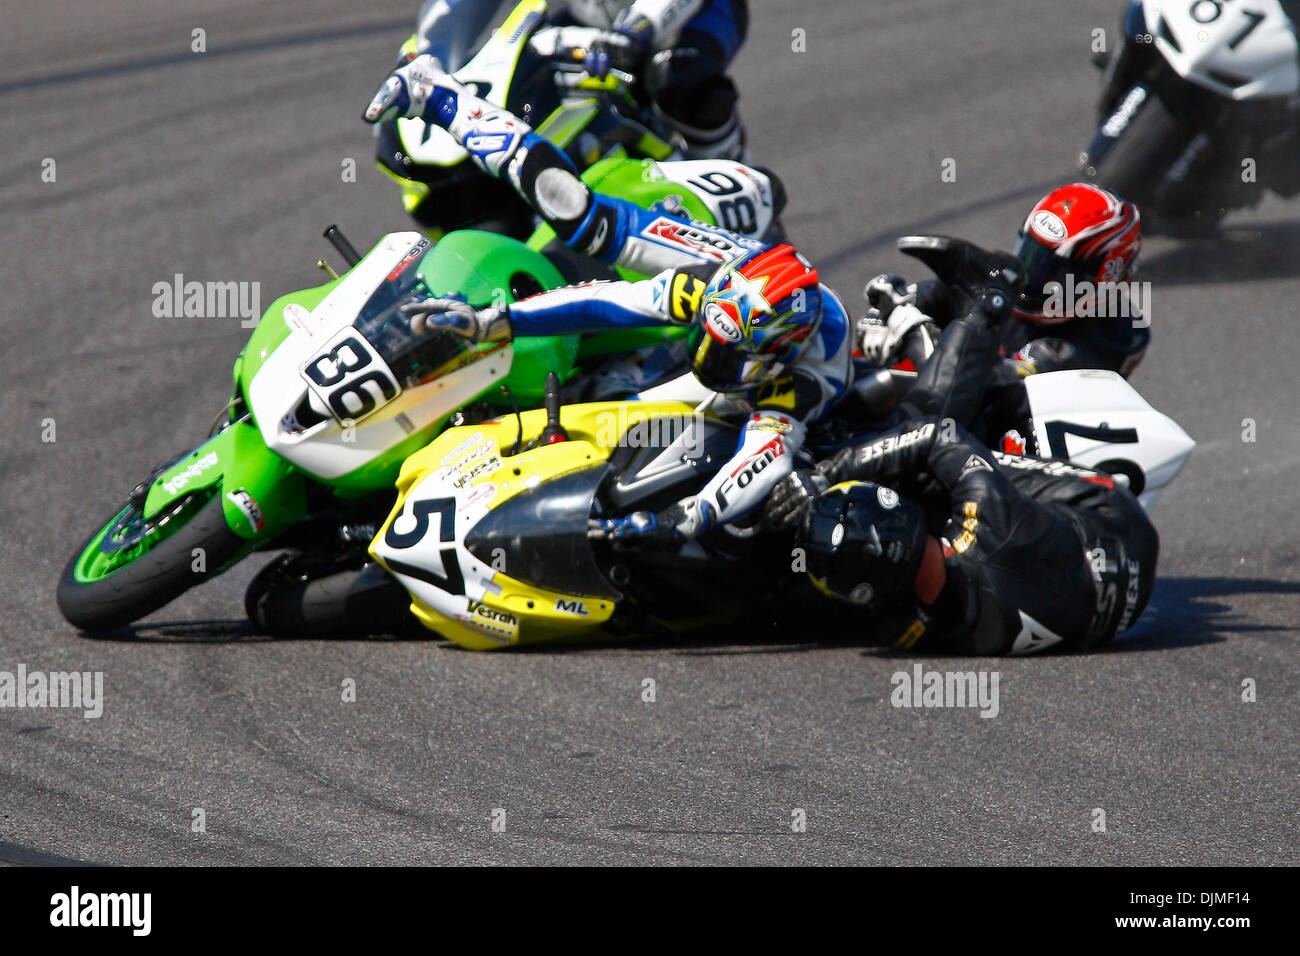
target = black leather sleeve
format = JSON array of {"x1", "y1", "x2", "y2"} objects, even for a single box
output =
[{"x1": 898, "y1": 316, "x2": 999, "y2": 427}]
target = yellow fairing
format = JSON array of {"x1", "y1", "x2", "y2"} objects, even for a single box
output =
[{"x1": 372, "y1": 401, "x2": 700, "y2": 650}]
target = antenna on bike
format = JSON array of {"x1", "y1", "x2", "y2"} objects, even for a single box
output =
[
  {"x1": 500, "y1": 384, "x2": 524, "y2": 456},
  {"x1": 540, "y1": 372, "x2": 569, "y2": 445}
]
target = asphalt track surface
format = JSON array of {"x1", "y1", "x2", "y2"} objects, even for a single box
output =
[{"x1": 1, "y1": 0, "x2": 1296, "y2": 866}]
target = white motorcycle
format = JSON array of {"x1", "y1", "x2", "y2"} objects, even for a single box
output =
[{"x1": 1082, "y1": 0, "x2": 1300, "y2": 232}]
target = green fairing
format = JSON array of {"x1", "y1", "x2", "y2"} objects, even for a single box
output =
[
  {"x1": 235, "y1": 278, "x2": 341, "y2": 390},
  {"x1": 143, "y1": 423, "x2": 307, "y2": 540},
  {"x1": 416, "y1": 230, "x2": 575, "y2": 407}
]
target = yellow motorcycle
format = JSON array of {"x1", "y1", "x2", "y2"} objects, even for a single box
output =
[{"x1": 366, "y1": 376, "x2": 787, "y2": 649}]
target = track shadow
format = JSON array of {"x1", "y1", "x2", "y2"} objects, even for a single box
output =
[
  {"x1": 70, "y1": 576, "x2": 1295, "y2": 655},
  {"x1": 74, "y1": 618, "x2": 264, "y2": 644},
  {"x1": 1140, "y1": 221, "x2": 1300, "y2": 286},
  {"x1": 1103, "y1": 575, "x2": 1299, "y2": 653},
  {"x1": 75, "y1": 618, "x2": 430, "y2": 645}
]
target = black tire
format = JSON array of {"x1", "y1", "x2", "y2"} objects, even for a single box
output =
[
  {"x1": 1086, "y1": 91, "x2": 1245, "y2": 233},
  {"x1": 1086, "y1": 92, "x2": 1191, "y2": 212},
  {"x1": 57, "y1": 494, "x2": 247, "y2": 632},
  {"x1": 245, "y1": 554, "x2": 418, "y2": 639}
]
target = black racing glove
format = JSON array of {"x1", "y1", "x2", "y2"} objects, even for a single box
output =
[{"x1": 761, "y1": 467, "x2": 831, "y2": 532}]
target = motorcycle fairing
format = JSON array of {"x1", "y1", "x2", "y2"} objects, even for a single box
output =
[
  {"x1": 245, "y1": 231, "x2": 515, "y2": 482},
  {"x1": 1141, "y1": 0, "x2": 1299, "y2": 99},
  {"x1": 1022, "y1": 368, "x2": 1196, "y2": 511},
  {"x1": 370, "y1": 400, "x2": 709, "y2": 649}
]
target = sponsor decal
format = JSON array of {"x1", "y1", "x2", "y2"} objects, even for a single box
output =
[
  {"x1": 446, "y1": 439, "x2": 494, "y2": 472},
  {"x1": 386, "y1": 236, "x2": 431, "y2": 281},
  {"x1": 958, "y1": 453, "x2": 993, "y2": 480},
  {"x1": 1030, "y1": 209, "x2": 1068, "y2": 243},
  {"x1": 1101, "y1": 84, "x2": 1147, "y2": 139},
  {"x1": 877, "y1": 486, "x2": 900, "y2": 510},
  {"x1": 464, "y1": 599, "x2": 519, "y2": 641},
  {"x1": 748, "y1": 415, "x2": 793, "y2": 435},
  {"x1": 1000, "y1": 429, "x2": 1028, "y2": 454},
  {"x1": 161, "y1": 452, "x2": 219, "y2": 495},
  {"x1": 642, "y1": 216, "x2": 755, "y2": 261},
  {"x1": 992, "y1": 450, "x2": 1109, "y2": 482},
  {"x1": 1115, "y1": 560, "x2": 1143, "y2": 633},
  {"x1": 669, "y1": 271, "x2": 706, "y2": 322},
  {"x1": 225, "y1": 489, "x2": 265, "y2": 533},
  {"x1": 714, "y1": 438, "x2": 785, "y2": 509},
  {"x1": 465, "y1": 133, "x2": 511, "y2": 155},
  {"x1": 951, "y1": 500, "x2": 979, "y2": 555},
  {"x1": 854, "y1": 422, "x2": 935, "y2": 466},
  {"x1": 441, "y1": 432, "x2": 485, "y2": 465},
  {"x1": 895, "y1": 617, "x2": 926, "y2": 650},
  {"x1": 451, "y1": 455, "x2": 502, "y2": 489},
  {"x1": 830, "y1": 523, "x2": 845, "y2": 547},
  {"x1": 457, "y1": 482, "x2": 496, "y2": 512},
  {"x1": 283, "y1": 303, "x2": 319, "y2": 336},
  {"x1": 1010, "y1": 610, "x2": 1065, "y2": 654},
  {"x1": 704, "y1": 302, "x2": 741, "y2": 342},
  {"x1": 555, "y1": 598, "x2": 589, "y2": 616}
]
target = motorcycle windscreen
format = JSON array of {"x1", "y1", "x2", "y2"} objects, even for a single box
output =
[
  {"x1": 352, "y1": 246, "x2": 488, "y2": 390},
  {"x1": 463, "y1": 463, "x2": 621, "y2": 600}
]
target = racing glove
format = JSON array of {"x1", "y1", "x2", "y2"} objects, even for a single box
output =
[
  {"x1": 860, "y1": 273, "x2": 938, "y2": 366},
  {"x1": 863, "y1": 273, "x2": 915, "y2": 321},
  {"x1": 583, "y1": 13, "x2": 654, "y2": 79},
  {"x1": 363, "y1": 53, "x2": 459, "y2": 125},
  {"x1": 588, "y1": 500, "x2": 696, "y2": 548},
  {"x1": 760, "y1": 467, "x2": 831, "y2": 532},
  {"x1": 399, "y1": 295, "x2": 512, "y2": 343}
]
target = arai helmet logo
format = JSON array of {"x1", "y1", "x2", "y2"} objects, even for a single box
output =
[
  {"x1": 1030, "y1": 210, "x2": 1068, "y2": 243},
  {"x1": 704, "y1": 302, "x2": 742, "y2": 343},
  {"x1": 877, "y1": 487, "x2": 900, "y2": 510}
]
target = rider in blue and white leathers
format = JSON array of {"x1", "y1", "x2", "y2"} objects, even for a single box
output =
[
  {"x1": 365, "y1": 55, "x2": 853, "y2": 545},
  {"x1": 412, "y1": 0, "x2": 751, "y2": 158}
]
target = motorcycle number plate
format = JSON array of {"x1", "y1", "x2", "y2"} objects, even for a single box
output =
[{"x1": 299, "y1": 328, "x2": 401, "y2": 424}]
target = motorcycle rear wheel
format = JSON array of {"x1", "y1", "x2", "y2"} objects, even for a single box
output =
[{"x1": 244, "y1": 552, "x2": 418, "y2": 639}]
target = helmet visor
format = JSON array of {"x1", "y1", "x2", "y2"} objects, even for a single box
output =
[
  {"x1": 687, "y1": 322, "x2": 778, "y2": 393},
  {"x1": 1012, "y1": 232, "x2": 1073, "y2": 318}
]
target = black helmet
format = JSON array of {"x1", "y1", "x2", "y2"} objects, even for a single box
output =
[{"x1": 797, "y1": 481, "x2": 927, "y2": 606}]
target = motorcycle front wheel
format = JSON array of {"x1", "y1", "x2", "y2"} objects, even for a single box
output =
[{"x1": 57, "y1": 490, "x2": 246, "y2": 632}]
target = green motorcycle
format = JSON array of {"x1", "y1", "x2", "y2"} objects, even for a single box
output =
[{"x1": 55, "y1": 227, "x2": 671, "y2": 632}]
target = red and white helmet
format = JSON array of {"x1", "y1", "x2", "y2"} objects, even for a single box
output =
[{"x1": 1012, "y1": 183, "x2": 1141, "y2": 323}]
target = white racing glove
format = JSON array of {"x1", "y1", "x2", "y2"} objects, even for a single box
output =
[
  {"x1": 860, "y1": 274, "x2": 932, "y2": 365},
  {"x1": 399, "y1": 296, "x2": 512, "y2": 343},
  {"x1": 363, "y1": 53, "x2": 460, "y2": 125}
]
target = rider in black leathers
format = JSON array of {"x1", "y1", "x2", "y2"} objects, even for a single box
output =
[{"x1": 765, "y1": 284, "x2": 1159, "y2": 655}]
